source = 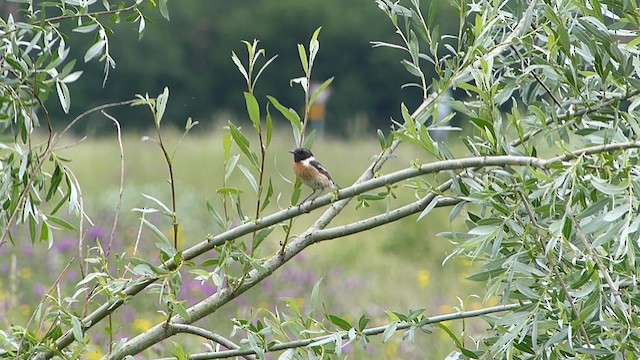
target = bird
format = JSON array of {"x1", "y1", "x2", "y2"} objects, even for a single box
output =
[{"x1": 289, "y1": 147, "x2": 337, "y2": 203}]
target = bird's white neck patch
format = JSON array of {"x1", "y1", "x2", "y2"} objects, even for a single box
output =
[{"x1": 301, "y1": 157, "x2": 316, "y2": 166}]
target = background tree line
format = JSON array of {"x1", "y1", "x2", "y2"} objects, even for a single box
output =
[{"x1": 18, "y1": 0, "x2": 458, "y2": 135}]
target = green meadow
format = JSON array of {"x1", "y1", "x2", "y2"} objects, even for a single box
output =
[{"x1": 2, "y1": 128, "x2": 487, "y2": 358}]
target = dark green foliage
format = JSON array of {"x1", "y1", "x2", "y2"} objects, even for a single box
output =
[{"x1": 46, "y1": 0, "x2": 458, "y2": 135}]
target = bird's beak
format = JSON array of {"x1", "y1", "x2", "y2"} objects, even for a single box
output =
[{"x1": 288, "y1": 149, "x2": 294, "y2": 154}]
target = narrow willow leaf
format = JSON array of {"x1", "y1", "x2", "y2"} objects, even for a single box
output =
[
  {"x1": 206, "y1": 199, "x2": 226, "y2": 229},
  {"x1": 309, "y1": 77, "x2": 334, "y2": 109},
  {"x1": 382, "y1": 322, "x2": 398, "y2": 343},
  {"x1": 238, "y1": 164, "x2": 258, "y2": 193},
  {"x1": 56, "y1": 81, "x2": 70, "y2": 113},
  {"x1": 224, "y1": 154, "x2": 240, "y2": 181},
  {"x1": 84, "y1": 40, "x2": 106, "y2": 62},
  {"x1": 267, "y1": 96, "x2": 302, "y2": 130},
  {"x1": 71, "y1": 317, "x2": 84, "y2": 342},
  {"x1": 297, "y1": 43, "x2": 308, "y2": 75},
  {"x1": 141, "y1": 193, "x2": 172, "y2": 215},
  {"x1": 244, "y1": 92, "x2": 261, "y2": 130},
  {"x1": 309, "y1": 278, "x2": 323, "y2": 314},
  {"x1": 156, "y1": 87, "x2": 170, "y2": 125},
  {"x1": 228, "y1": 122, "x2": 259, "y2": 169},
  {"x1": 328, "y1": 314, "x2": 352, "y2": 331}
]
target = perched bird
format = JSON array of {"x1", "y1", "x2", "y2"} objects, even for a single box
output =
[{"x1": 289, "y1": 147, "x2": 337, "y2": 203}]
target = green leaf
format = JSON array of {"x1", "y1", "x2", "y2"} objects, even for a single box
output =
[
  {"x1": 309, "y1": 77, "x2": 334, "y2": 109},
  {"x1": 382, "y1": 322, "x2": 398, "y2": 343},
  {"x1": 84, "y1": 40, "x2": 106, "y2": 62},
  {"x1": 377, "y1": 129, "x2": 386, "y2": 149},
  {"x1": 56, "y1": 81, "x2": 71, "y2": 113},
  {"x1": 156, "y1": 87, "x2": 170, "y2": 125},
  {"x1": 309, "y1": 278, "x2": 323, "y2": 314},
  {"x1": 416, "y1": 197, "x2": 438, "y2": 221},
  {"x1": 590, "y1": 177, "x2": 625, "y2": 195},
  {"x1": 48, "y1": 216, "x2": 77, "y2": 231},
  {"x1": 172, "y1": 342, "x2": 187, "y2": 360},
  {"x1": 435, "y1": 323, "x2": 462, "y2": 348},
  {"x1": 267, "y1": 96, "x2": 302, "y2": 130},
  {"x1": 309, "y1": 26, "x2": 322, "y2": 66},
  {"x1": 71, "y1": 317, "x2": 84, "y2": 343},
  {"x1": 238, "y1": 164, "x2": 258, "y2": 193},
  {"x1": 29, "y1": 214, "x2": 36, "y2": 244},
  {"x1": 328, "y1": 314, "x2": 352, "y2": 331},
  {"x1": 46, "y1": 163, "x2": 63, "y2": 201},
  {"x1": 225, "y1": 154, "x2": 240, "y2": 181},
  {"x1": 244, "y1": 92, "x2": 261, "y2": 130},
  {"x1": 172, "y1": 302, "x2": 190, "y2": 322},
  {"x1": 159, "y1": 0, "x2": 170, "y2": 20},
  {"x1": 252, "y1": 226, "x2": 273, "y2": 251},
  {"x1": 260, "y1": 179, "x2": 274, "y2": 212},
  {"x1": 217, "y1": 187, "x2": 242, "y2": 195},
  {"x1": 141, "y1": 193, "x2": 172, "y2": 215},
  {"x1": 40, "y1": 221, "x2": 52, "y2": 247},
  {"x1": 228, "y1": 122, "x2": 260, "y2": 169},
  {"x1": 358, "y1": 314, "x2": 370, "y2": 331},
  {"x1": 297, "y1": 43, "x2": 309, "y2": 75},
  {"x1": 73, "y1": 23, "x2": 99, "y2": 34},
  {"x1": 265, "y1": 106, "x2": 273, "y2": 147},
  {"x1": 141, "y1": 218, "x2": 174, "y2": 256},
  {"x1": 206, "y1": 199, "x2": 226, "y2": 229}
]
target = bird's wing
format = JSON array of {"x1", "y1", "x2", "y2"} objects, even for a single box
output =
[{"x1": 310, "y1": 159, "x2": 334, "y2": 181}]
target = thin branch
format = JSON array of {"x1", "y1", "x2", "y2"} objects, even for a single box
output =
[
  {"x1": 156, "y1": 119, "x2": 180, "y2": 250},
  {"x1": 517, "y1": 191, "x2": 592, "y2": 348},
  {"x1": 168, "y1": 324, "x2": 256, "y2": 360},
  {"x1": 176, "y1": 303, "x2": 521, "y2": 360},
  {"x1": 509, "y1": 44, "x2": 562, "y2": 108},
  {"x1": 313, "y1": 182, "x2": 454, "y2": 243},
  {"x1": 44, "y1": 2, "x2": 140, "y2": 23},
  {"x1": 100, "y1": 111, "x2": 125, "y2": 258},
  {"x1": 567, "y1": 209, "x2": 631, "y2": 323},
  {"x1": 509, "y1": 89, "x2": 640, "y2": 148},
  {"x1": 548, "y1": 141, "x2": 640, "y2": 164}
]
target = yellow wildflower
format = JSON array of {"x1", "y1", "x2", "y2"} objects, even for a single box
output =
[
  {"x1": 86, "y1": 350, "x2": 103, "y2": 360},
  {"x1": 417, "y1": 270, "x2": 430, "y2": 288},
  {"x1": 131, "y1": 318, "x2": 154, "y2": 333},
  {"x1": 20, "y1": 267, "x2": 32, "y2": 280}
]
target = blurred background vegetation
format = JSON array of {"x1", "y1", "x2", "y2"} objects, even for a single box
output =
[{"x1": 3, "y1": 0, "x2": 459, "y2": 136}]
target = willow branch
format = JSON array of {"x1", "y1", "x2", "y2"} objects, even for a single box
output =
[
  {"x1": 100, "y1": 111, "x2": 125, "y2": 258},
  {"x1": 509, "y1": 89, "x2": 640, "y2": 148},
  {"x1": 171, "y1": 303, "x2": 521, "y2": 360},
  {"x1": 44, "y1": 2, "x2": 140, "y2": 23},
  {"x1": 168, "y1": 324, "x2": 255, "y2": 360},
  {"x1": 567, "y1": 209, "x2": 631, "y2": 323}
]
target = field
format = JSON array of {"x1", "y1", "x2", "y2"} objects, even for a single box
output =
[{"x1": 0, "y1": 128, "x2": 488, "y2": 359}]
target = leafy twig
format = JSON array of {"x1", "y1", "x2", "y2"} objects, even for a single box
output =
[
  {"x1": 166, "y1": 303, "x2": 521, "y2": 360},
  {"x1": 168, "y1": 324, "x2": 256, "y2": 360}
]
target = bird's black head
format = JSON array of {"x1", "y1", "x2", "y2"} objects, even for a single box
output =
[{"x1": 289, "y1": 147, "x2": 313, "y2": 162}]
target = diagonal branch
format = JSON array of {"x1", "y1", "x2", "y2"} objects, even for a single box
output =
[{"x1": 166, "y1": 303, "x2": 521, "y2": 360}]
